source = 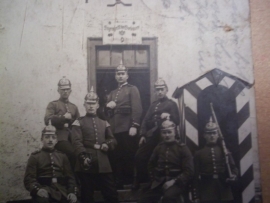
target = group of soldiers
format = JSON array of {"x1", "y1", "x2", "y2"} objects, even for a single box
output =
[{"x1": 24, "y1": 61, "x2": 238, "y2": 203}]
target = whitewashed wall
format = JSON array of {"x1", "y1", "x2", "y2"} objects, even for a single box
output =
[{"x1": 0, "y1": 0, "x2": 257, "y2": 202}]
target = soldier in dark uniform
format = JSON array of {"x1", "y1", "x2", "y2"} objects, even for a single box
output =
[
  {"x1": 24, "y1": 122, "x2": 77, "y2": 203},
  {"x1": 192, "y1": 118, "x2": 238, "y2": 203},
  {"x1": 138, "y1": 119, "x2": 194, "y2": 203},
  {"x1": 44, "y1": 76, "x2": 80, "y2": 167},
  {"x1": 106, "y1": 60, "x2": 142, "y2": 186},
  {"x1": 71, "y1": 88, "x2": 119, "y2": 203},
  {"x1": 133, "y1": 78, "x2": 180, "y2": 189}
]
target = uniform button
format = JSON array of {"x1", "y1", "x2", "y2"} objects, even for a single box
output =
[{"x1": 51, "y1": 162, "x2": 54, "y2": 164}]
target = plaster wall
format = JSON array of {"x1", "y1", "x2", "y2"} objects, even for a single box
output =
[{"x1": 0, "y1": 0, "x2": 258, "y2": 201}]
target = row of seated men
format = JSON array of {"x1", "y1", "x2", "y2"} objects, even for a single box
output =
[{"x1": 24, "y1": 62, "x2": 238, "y2": 203}]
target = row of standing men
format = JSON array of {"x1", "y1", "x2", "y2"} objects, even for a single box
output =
[{"x1": 24, "y1": 62, "x2": 238, "y2": 203}]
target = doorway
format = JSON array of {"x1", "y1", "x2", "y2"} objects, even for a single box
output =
[{"x1": 87, "y1": 38, "x2": 158, "y2": 120}]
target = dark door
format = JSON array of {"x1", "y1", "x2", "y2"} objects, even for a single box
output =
[{"x1": 88, "y1": 38, "x2": 157, "y2": 121}]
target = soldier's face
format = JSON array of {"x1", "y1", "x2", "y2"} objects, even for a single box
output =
[
  {"x1": 58, "y1": 88, "x2": 71, "y2": 100},
  {"x1": 161, "y1": 128, "x2": 176, "y2": 142},
  {"x1": 115, "y1": 71, "x2": 129, "y2": 84},
  {"x1": 84, "y1": 102, "x2": 99, "y2": 114},
  {"x1": 41, "y1": 134, "x2": 58, "y2": 149},
  {"x1": 204, "y1": 130, "x2": 219, "y2": 144},
  {"x1": 155, "y1": 87, "x2": 168, "y2": 99}
]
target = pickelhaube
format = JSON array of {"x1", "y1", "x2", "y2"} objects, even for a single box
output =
[
  {"x1": 116, "y1": 60, "x2": 128, "y2": 72},
  {"x1": 154, "y1": 78, "x2": 167, "y2": 89},
  {"x1": 160, "y1": 120, "x2": 176, "y2": 131},
  {"x1": 42, "y1": 120, "x2": 56, "y2": 135},
  {"x1": 204, "y1": 117, "x2": 218, "y2": 133},
  {"x1": 84, "y1": 86, "x2": 99, "y2": 103},
  {"x1": 58, "y1": 76, "x2": 71, "y2": 89}
]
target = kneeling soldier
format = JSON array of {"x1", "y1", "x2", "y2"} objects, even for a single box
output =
[
  {"x1": 139, "y1": 120, "x2": 194, "y2": 203},
  {"x1": 24, "y1": 122, "x2": 77, "y2": 203},
  {"x1": 71, "y1": 88, "x2": 119, "y2": 203},
  {"x1": 192, "y1": 118, "x2": 238, "y2": 203}
]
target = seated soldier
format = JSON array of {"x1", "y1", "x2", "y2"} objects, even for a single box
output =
[
  {"x1": 71, "y1": 88, "x2": 119, "y2": 203},
  {"x1": 192, "y1": 117, "x2": 238, "y2": 203},
  {"x1": 24, "y1": 122, "x2": 77, "y2": 203},
  {"x1": 138, "y1": 119, "x2": 194, "y2": 203}
]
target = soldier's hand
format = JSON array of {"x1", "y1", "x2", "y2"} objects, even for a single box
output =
[
  {"x1": 67, "y1": 193, "x2": 77, "y2": 203},
  {"x1": 84, "y1": 158, "x2": 91, "y2": 167},
  {"x1": 226, "y1": 174, "x2": 237, "y2": 182},
  {"x1": 101, "y1": 143, "x2": 109, "y2": 152},
  {"x1": 162, "y1": 179, "x2": 175, "y2": 191},
  {"x1": 160, "y1": 113, "x2": 170, "y2": 120},
  {"x1": 129, "y1": 127, "x2": 137, "y2": 136},
  {"x1": 106, "y1": 101, "x2": 116, "y2": 109},
  {"x1": 139, "y1": 137, "x2": 146, "y2": 146},
  {"x1": 63, "y1": 112, "x2": 72, "y2": 120},
  {"x1": 37, "y1": 188, "x2": 49, "y2": 198}
]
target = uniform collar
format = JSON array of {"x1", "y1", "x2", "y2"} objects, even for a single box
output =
[
  {"x1": 158, "y1": 96, "x2": 168, "y2": 102},
  {"x1": 42, "y1": 147, "x2": 55, "y2": 153},
  {"x1": 86, "y1": 113, "x2": 97, "y2": 117},
  {"x1": 118, "y1": 82, "x2": 128, "y2": 88},
  {"x1": 59, "y1": 98, "x2": 69, "y2": 103},
  {"x1": 206, "y1": 143, "x2": 218, "y2": 147}
]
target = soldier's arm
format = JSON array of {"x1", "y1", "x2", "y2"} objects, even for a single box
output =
[
  {"x1": 169, "y1": 101, "x2": 180, "y2": 125},
  {"x1": 105, "y1": 123, "x2": 117, "y2": 150},
  {"x1": 147, "y1": 145, "x2": 159, "y2": 180},
  {"x1": 71, "y1": 121, "x2": 86, "y2": 156},
  {"x1": 130, "y1": 86, "x2": 143, "y2": 128},
  {"x1": 228, "y1": 151, "x2": 238, "y2": 177},
  {"x1": 175, "y1": 145, "x2": 194, "y2": 188},
  {"x1": 191, "y1": 151, "x2": 200, "y2": 201},
  {"x1": 24, "y1": 155, "x2": 42, "y2": 196},
  {"x1": 62, "y1": 154, "x2": 77, "y2": 195},
  {"x1": 139, "y1": 105, "x2": 152, "y2": 136},
  {"x1": 44, "y1": 102, "x2": 66, "y2": 126}
]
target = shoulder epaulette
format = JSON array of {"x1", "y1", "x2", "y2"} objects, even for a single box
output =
[
  {"x1": 158, "y1": 141, "x2": 166, "y2": 145},
  {"x1": 68, "y1": 101, "x2": 77, "y2": 106},
  {"x1": 31, "y1": 149, "x2": 41, "y2": 155},
  {"x1": 72, "y1": 119, "x2": 81, "y2": 126},
  {"x1": 127, "y1": 84, "x2": 134, "y2": 87},
  {"x1": 52, "y1": 100, "x2": 59, "y2": 103}
]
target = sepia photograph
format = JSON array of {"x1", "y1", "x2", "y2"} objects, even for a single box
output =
[{"x1": 0, "y1": 0, "x2": 268, "y2": 203}]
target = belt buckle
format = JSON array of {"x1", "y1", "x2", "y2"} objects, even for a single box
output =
[
  {"x1": 213, "y1": 174, "x2": 218, "y2": 179},
  {"x1": 52, "y1": 178, "x2": 57, "y2": 183}
]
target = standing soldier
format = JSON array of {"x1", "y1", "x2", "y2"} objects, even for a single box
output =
[
  {"x1": 133, "y1": 78, "x2": 180, "y2": 189},
  {"x1": 71, "y1": 88, "x2": 119, "y2": 203},
  {"x1": 106, "y1": 60, "x2": 142, "y2": 187},
  {"x1": 138, "y1": 119, "x2": 194, "y2": 203},
  {"x1": 44, "y1": 76, "x2": 80, "y2": 166},
  {"x1": 192, "y1": 118, "x2": 238, "y2": 203},
  {"x1": 24, "y1": 122, "x2": 77, "y2": 203}
]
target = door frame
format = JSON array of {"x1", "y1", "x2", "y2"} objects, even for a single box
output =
[{"x1": 87, "y1": 37, "x2": 158, "y2": 103}]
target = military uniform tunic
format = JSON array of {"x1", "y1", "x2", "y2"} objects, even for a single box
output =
[
  {"x1": 134, "y1": 96, "x2": 180, "y2": 183},
  {"x1": 107, "y1": 82, "x2": 142, "y2": 134},
  {"x1": 192, "y1": 144, "x2": 238, "y2": 202},
  {"x1": 71, "y1": 114, "x2": 118, "y2": 203},
  {"x1": 139, "y1": 141, "x2": 194, "y2": 203},
  {"x1": 24, "y1": 148, "x2": 77, "y2": 201},
  {"x1": 44, "y1": 98, "x2": 80, "y2": 141}
]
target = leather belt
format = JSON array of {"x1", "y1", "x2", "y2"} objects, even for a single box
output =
[
  {"x1": 38, "y1": 177, "x2": 67, "y2": 185},
  {"x1": 200, "y1": 174, "x2": 219, "y2": 179}
]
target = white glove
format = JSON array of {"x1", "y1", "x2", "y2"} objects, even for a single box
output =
[
  {"x1": 161, "y1": 113, "x2": 170, "y2": 120},
  {"x1": 101, "y1": 143, "x2": 109, "y2": 152},
  {"x1": 37, "y1": 188, "x2": 49, "y2": 198},
  {"x1": 106, "y1": 101, "x2": 116, "y2": 109},
  {"x1": 139, "y1": 137, "x2": 146, "y2": 146},
  {"x1": 67, "y1": 193, "x2": 77, "y2": 203},
  {"x1": 129, "y1": 127, "x2": 137, "y2": 136},
  {"x1": 63, "y1": 112, "x2": 72, "y2": 120}
]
